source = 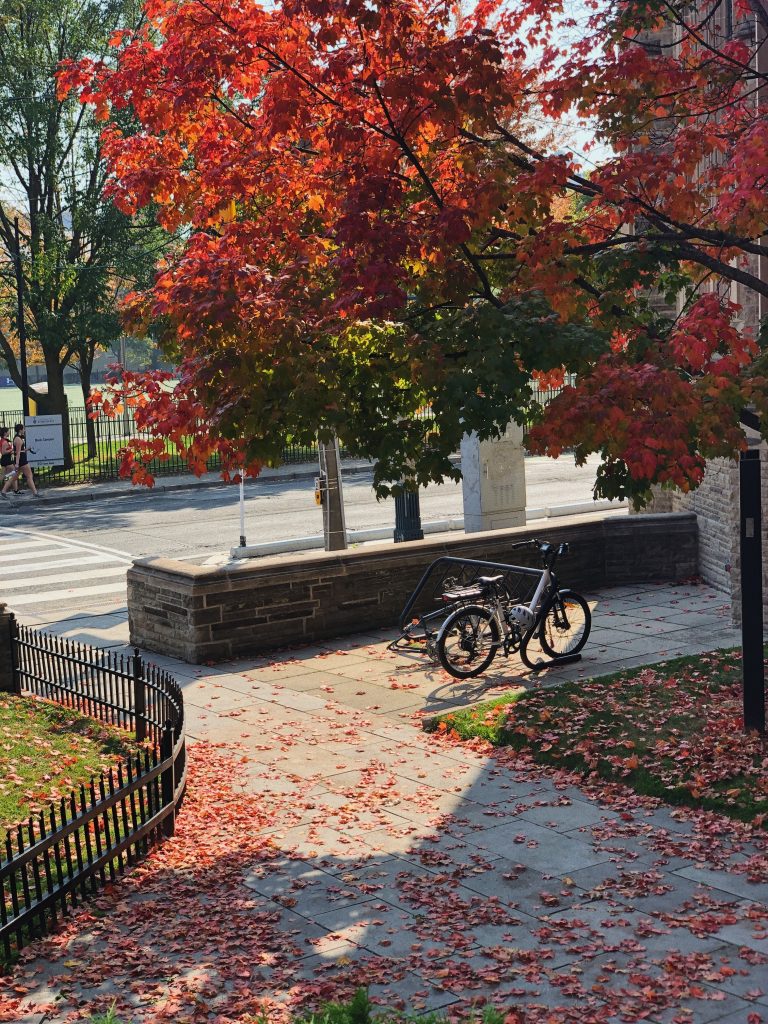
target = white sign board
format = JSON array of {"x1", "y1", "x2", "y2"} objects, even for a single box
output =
[{"x1": 24, "y1": 415, "x2": 64, "y2": 467}]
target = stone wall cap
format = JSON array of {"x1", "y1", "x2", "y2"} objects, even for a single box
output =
[
  {"x1": 130, "y1": 555, "x2": 219, "y2": 579},
  {"x1": 215, "y1": 513, "x2": 614, "y2": 574},
  {"x1": 619, "y1": 511, "x2": 697, "y2": 524},
  {"x1": 128, "y1": 510, "x2": 693, "y2": 587}
]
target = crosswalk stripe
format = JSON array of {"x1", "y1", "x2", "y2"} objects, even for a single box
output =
[
  {"x1": 0, "y1": 545, "x2": 73, "y2": 563},
  {"x1": 0, "y1": 553, "x2": 126, "y2": 576},
  {"x1": 2, "y1": 566, "x2": 127, "y2": 591},
  {"x1": 0, "y1": 536, "x2": 68, "y2": 548},
  {"x1": 7, "y1": 582, "x2": 127, "y2": 606}
]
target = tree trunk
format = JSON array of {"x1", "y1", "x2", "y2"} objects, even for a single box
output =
[
  {"x1": 81, "y1": 379, "x2": 97, "y2": 460},
  {"x1": 77, "y1": 359, "x2": 97, "y2": 460},
  {"x1": 34, "y1": 356, "x2": 73, "y2": 469}
]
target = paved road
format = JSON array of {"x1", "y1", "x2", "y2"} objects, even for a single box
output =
[{"x1": 3, "y1": 454, "x2": 611, "y2": 623}]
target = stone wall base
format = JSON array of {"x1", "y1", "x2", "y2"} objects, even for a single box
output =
[{"x1": 128, "y1": 512, "x2": 698, "y2": 663}]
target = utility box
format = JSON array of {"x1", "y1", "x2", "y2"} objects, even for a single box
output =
[{"x1": 460, "y1": 422, "x2": 527, "y2": 533}]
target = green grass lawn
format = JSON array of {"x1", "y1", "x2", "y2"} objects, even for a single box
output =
[
  {"x1": 0, "y1": 692, "x2": 133, "y2": 831},
  {"x1": 426, "y1": 648, "x2": 768, "y2": 826}
]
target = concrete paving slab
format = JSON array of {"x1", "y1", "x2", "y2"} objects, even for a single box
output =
[
  {"x1": 709, "y1": 910, "x2": 768, "y2": 955},
  {"x1": 543, "y1": 900, "x2": 727, "y2": 957},
  {"x1": 447, "y1": 862, "x2": 586, "y2": 917},
  {"x1": 518, "y1": 797, "x2": 620, "y2": 833},
  {"x1": 550, "y1": 950, "x2": 751, "y2": 1024},
  {"x1": 470, "y1": 819, "x2": 615, "y2": 874},
  {"x1": 675, "y1": 866, "x2": 768, "y2": 905},
  {"x1": 304, "y1": 677, "x2": 429, "y2": 715},
  {"x1": 650, "y1": 994, "x2": 759, "y2": 1023},
  {"x1": 366, "y1": 970, "x2": 461, "y2": 1014},
  {"x1": 564, "y1": 861, "x2": 736, "y2": 917}
]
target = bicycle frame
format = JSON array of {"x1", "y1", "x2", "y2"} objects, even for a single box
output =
[
  {"x1": 390, "y1": 541, "x2": 586, "y2": 671},
  {"x1": 473, "y1": 554, "x2": 582, "y2": 671},
  {"x1": 389, "y1": 553, "x2": 543, "y2": 657}
]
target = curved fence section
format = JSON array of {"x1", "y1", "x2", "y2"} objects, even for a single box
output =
[{"x1": 1, "y1": 623, "x2": 186, "y2": 961}]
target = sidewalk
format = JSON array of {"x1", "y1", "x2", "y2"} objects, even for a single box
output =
[
  {"x1": 7, "y1": 578, "x2": 768, "y2": 1023},
  {"x1": 6, "y1": 458, "x2": 379, "y2": 508}
]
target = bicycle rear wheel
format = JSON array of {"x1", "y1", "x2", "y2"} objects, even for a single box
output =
[
  {"x1": 437, "y1": 605, "x2": 500, "y2": 678},
  {"x1": 539, "y1": 590, "x2": 591, "y2": 658}
]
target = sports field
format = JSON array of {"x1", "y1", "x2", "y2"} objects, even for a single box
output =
[{"x1": 0, "y1": 384, "x2": 87, "y2": 416}]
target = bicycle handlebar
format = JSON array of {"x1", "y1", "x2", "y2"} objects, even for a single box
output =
[
  {"x1": 509, "y1": 539, "x2": 569, "y2": 556},
  {"x1": 508, "y1": 539, "x2": 570, "y2": 568}
]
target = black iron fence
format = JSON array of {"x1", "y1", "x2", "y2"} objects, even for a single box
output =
[
  {"x1": 0, "y1": 406, "x2": 223, "y2": 486},
  {"x1": 1, "y1": 623, "x2": 186, "y2": 960},
  {"x1": 0, "y1": 379, "x2": 569, "y2": 487}
]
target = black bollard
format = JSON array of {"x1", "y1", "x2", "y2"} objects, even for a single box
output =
[
  {"x1": 739, "y1": 447, "x2": 765, "y2": 734},
  {"x1": 394, "y1": 488, "x2": 424, "y2": 543}
]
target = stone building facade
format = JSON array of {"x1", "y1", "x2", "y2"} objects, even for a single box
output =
[
  {"x1": 643, "y1": 442, "x2": 767, "y2": 622},
  {"x1": 636, "y1": 3, "x2": 768, "y2": 622}
]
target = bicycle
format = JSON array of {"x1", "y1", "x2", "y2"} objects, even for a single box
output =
[{"x1": 435, "y1": 540, "x2": 591, "y2": 678}]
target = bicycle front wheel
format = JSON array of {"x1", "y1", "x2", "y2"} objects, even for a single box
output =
[
  {"x1": 437, "y1": 605, "x2": 500, "y2": 679},
  {"x1": 539, "y1": 590, "x2": 591, "y2": 658}
]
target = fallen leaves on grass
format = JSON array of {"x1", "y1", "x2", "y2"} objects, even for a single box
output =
[
  {"x1": 434, "y1": 651, "x2": 768, "y2": 825},
  {"x1": 0, "y1": 694, "x2": 132, "y2": 829}
]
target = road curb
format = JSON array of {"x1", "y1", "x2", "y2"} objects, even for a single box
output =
[{"x1": 15, "y1": 461, "x2": 380, "y2": 508}]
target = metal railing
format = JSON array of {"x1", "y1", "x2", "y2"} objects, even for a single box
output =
[{"x1": 1, "y1": 622, "x2": 186, "y2": 960}]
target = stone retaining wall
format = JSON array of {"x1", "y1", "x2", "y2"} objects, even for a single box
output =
[{"x1": 128, "y1": 512, "x2": 697, "y2": 663}]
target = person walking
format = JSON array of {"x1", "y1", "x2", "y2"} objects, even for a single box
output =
[
  {"x1": 1, "y1": 424, "x2": 38, "y2": 498},
  {"x1": 0, "y1": 427, "x2": 14, "y2": 491}
]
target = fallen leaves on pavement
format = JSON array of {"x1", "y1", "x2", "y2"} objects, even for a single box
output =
[{"x1": 1, "y1": 683, "x2": 766, "y2": 1023}]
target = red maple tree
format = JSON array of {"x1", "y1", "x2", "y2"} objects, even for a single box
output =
[{"x1": 59, "y1": 0, "x2": 768, "y2": 501}]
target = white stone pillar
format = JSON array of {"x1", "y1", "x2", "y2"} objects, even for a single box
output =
[{"x1": 460, "y1": 422, "x2": 527, "y2": 533}]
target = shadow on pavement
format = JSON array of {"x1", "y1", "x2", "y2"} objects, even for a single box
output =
[{"x1": 7, "y1": 696, "x2": 767, "y2": 1023}]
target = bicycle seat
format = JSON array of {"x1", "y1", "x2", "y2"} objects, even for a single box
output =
[{"x1": 477, "y1": 574, "x2": 504, "y2": 585}]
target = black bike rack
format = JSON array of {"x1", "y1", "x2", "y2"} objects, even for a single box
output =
[{"x1": 388, "y1": 553, "x2": 583, "y2": 672}]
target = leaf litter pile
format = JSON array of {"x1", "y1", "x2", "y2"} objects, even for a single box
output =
[{"x1": 1, "y1": 650, "x2": 767, "y2": 1024}]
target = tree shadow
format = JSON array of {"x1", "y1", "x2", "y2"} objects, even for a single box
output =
[{"x1": 6, "y1": 720, "x2": 767, "y2": 1023}]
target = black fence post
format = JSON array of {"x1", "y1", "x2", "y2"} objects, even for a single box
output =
[
  {"x1": 1, "y1": 608, "x2": 20, "y2": 695},
  {"x1": 132, "y1": 647, "x2": 146, "y2": 743},
  {"x1": 739, "y1": 448, "x2": 766, "y2": 734},
  {"x1": 160, "y1": 721, "x2": 175, "y2": 838}
]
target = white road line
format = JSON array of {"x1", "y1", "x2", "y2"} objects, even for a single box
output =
[
  {"x1": 0, "y1": 546, "x2": 74, "y2": 563},
  {"x1": 2, "y1": 566, "x2": 127, "y2": 590},
  {"x1": 8, "y1": 582, "x2": 127, "y2": 606},
  {"x1": 0, "y1": 553, "x2": 125, "y2": 576},
  {"x1": 2, "y1": 527, "x2": 133, "y2": 561}
]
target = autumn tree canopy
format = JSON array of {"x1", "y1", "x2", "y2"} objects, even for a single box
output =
[{"x1": 61, "y1": 0, "x2": 768, "y2": 500}]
